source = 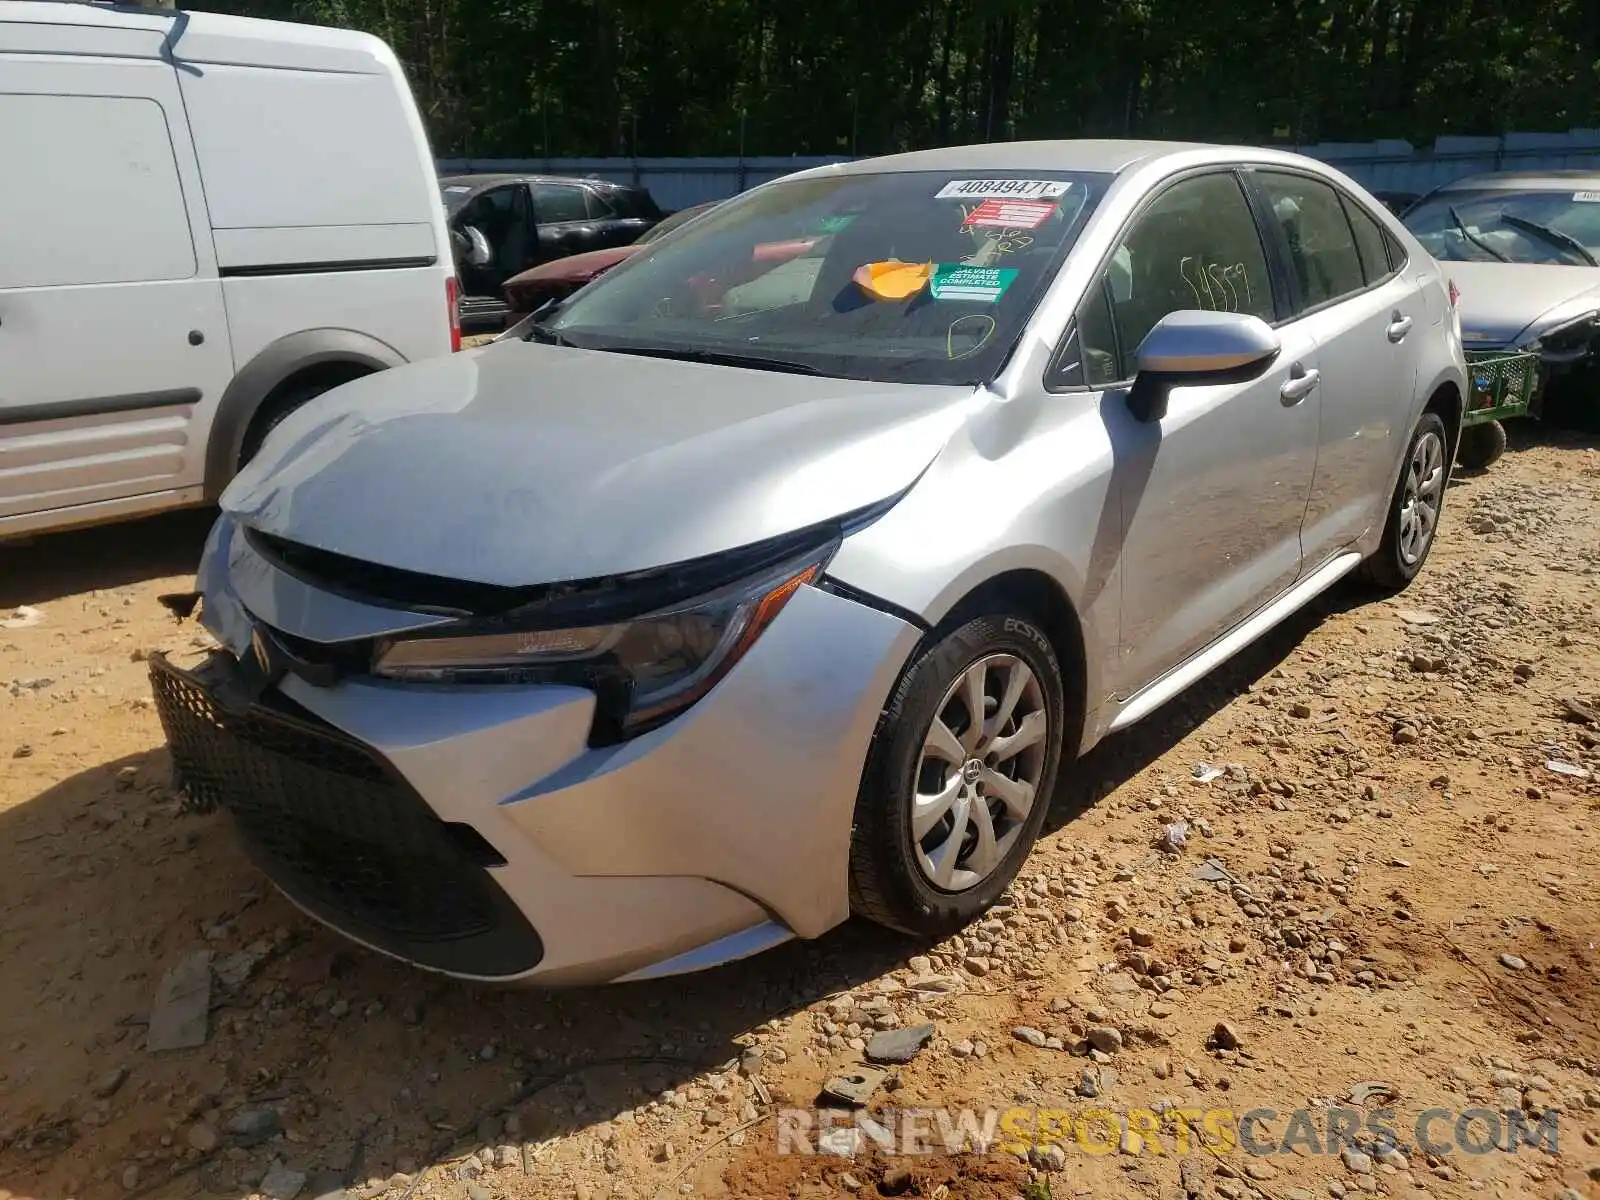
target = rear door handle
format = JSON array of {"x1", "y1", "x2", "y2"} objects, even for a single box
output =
[
  {"x1": 1387, "y1": 313, "x2": 1413, "y2": 342},
  {"x1": 1280, "y1": 363, "x2": 1320, "y2": 405}
]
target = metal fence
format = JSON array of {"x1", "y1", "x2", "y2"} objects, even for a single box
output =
[
  {"x1": 436, "y1": 155, "x2": 850, "y2": 211},
  {"x1": 1307, "y1": 129, "x2": 1600, "y2": 194},
  {"x1": 438, "y1": 129, "x2": 1600, "y2": 207}
]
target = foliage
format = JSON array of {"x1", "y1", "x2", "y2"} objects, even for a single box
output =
[{"x1": 208, "y1": 0, "x2": 1600, "y2": 156}]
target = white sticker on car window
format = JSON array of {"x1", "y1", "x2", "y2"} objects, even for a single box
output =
[
  {"x1": 1574, "y1": 191, "x2": 1600, "y2": 202},
  {"x1": 936, "y1": 179, "x2": 1072, "y2": 200},
  {"x1": 444, "y1": 185, "x2": 473, "y2": 194}
]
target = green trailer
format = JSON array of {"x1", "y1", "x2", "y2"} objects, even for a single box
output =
[{"x1": 1455, "y1": 349, "x2": 1540, "y2": 470}]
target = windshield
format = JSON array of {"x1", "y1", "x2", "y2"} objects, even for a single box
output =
[
  {"x1": 544, "y1": 170, "x2": 1108, "y2": 385},
  {"x1": 1403, "y1": 187, "x2": 1600, "y2": 266}
]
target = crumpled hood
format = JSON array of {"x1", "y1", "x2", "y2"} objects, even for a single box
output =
[
  {"x1": 221, "y1": 339, "x2": 979, "y2": 587},
  {"x1": 1448, "y1": 260, "x2": 1600, "y2": 348}
]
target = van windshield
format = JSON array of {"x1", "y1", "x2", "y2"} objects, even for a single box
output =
[{"x1": 543, "y1": 170, "x2": 1109, "y2": 385}]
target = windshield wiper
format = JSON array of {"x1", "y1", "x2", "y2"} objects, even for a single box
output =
[
  {"x1": 522, "y1": 321, "x2": 577, "y2": 347},
  {"x1": 1449, "y1": 205, "x2": 1510, "y2": 263},
  {"x1": 1498, "y1": 213, "x2": 1600, "y2": 266},
  {"x1": 600, "y1": 344, "x2": 823, "y2": 375}
]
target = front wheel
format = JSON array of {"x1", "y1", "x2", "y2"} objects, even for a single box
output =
[
  {"x1": 1359, "y1": 411, "x2": 1449, "y2": 593},
  {"x1": 848, "y1": 611, "x2": 1066, "y2": 937}
]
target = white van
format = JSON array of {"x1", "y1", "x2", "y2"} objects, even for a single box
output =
[{"x1": 0, "y1": 1, "x2": 458, "y2": 540}]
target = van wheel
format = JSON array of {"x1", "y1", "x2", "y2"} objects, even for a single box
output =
[
  {"x1": 1359, "y1": 411, "x2": 1449, "y2": 593},
  {"x1": 1454, "y1": 420, "x2": 1507, "y2": 470},
  {"x1": 848, "y1": 610, "x2": 1065, "y2": 938},
  {"x1": 237, "y1": 381, "x2": 338, "y2": 469}
]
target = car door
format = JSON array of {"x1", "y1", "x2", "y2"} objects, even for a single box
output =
[
  {"x1": 1067, "y1": 170, "x2": 1322, "y2": 696},
  {"x1": 0, "y1": 57, "x2": 234, "y2": 523},
  {"x1": 532, "y1": 181, "x2": 600, "y2": 261},
  {"x1": 1246, "y1": 170, "x2": 1425, "y2": 562},
  {"x1": 452, "y1": 185, "x2": 530, "y2": 298}
]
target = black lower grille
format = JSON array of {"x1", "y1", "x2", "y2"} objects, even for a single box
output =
[{"x1": 150, "y1": 652, "x2": 543, "y2": 978}]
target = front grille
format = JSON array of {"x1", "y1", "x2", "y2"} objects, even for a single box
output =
[{"x1": 150, "y1": 652, "x2": 544, "y2": 978}]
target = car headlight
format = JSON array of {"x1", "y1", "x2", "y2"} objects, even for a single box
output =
[{"x1": 371, "y1": 540, "x2": 837, "y2": 740}]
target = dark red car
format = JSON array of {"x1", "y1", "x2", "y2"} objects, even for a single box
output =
[{"x1": 502, "y1": 201, "x2": 719, "y2": 314}]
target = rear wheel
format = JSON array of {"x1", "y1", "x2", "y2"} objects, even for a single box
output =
[
  {"x1": 1358, "y1": 411, "x2": 1449, "y2": 593},
  {"x1": 848, "y1": 610, "x2": 1065, "y2": 937},
  {"x1": 1455, "y1": 420, "x2": 1507, "y2": 470}
]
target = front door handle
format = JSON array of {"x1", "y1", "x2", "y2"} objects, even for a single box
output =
[
  {"x1": 1387, "y1": 312, "x2": 1413, "y2": 342},
  {"x1": 1280, "y1": 363, "x2": 1320, "y2": 405}
]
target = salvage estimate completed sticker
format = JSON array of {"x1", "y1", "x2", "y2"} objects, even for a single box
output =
[
  {"x1": 936, "y1": 178, "x2": 1073, "y2": 200},
  {"x1": 963, "y1": 197, "x2": 1058, "y2": 229},
  {"x1": 930, "y1": 264, "x2": 1019, "y2": 302}
]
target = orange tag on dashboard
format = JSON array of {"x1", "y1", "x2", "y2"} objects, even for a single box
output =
[{"x1": 852, "y1": 260, "x2": 933, "y2": 301}]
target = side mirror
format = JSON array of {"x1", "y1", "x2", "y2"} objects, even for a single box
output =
[{"x1": 1126, "y1": 310, "x2": 1281, "y2": 423}]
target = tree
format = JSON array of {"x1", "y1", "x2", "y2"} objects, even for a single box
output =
[{"x1": 205, "y1": 0, "x2": 1598, "y2": 156}]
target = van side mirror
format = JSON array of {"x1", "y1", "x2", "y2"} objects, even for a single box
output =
[{"x1": 1126, "y1": 310, "x2": 1282, "y2": 423}]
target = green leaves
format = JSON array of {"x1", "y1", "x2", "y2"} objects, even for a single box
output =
[{"x1": 213, "y1": 0, "x2": 1599, "y2": 155}]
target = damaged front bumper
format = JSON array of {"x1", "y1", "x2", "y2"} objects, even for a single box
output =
[
  {"x1": 150, "y1": 514, "x2": 923, "y2": 985},
  {"x1": 1465, "y1": 310, "x2": 1600, "y2": 425}
]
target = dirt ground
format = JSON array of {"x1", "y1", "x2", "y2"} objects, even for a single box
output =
[{"x1": 2, "y1": 425, "x2": 1599, "y2": 1200}]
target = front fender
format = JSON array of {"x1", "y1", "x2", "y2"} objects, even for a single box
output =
[{"x1": 826, "y1": 397, "x2": 1121, "y2": 750}]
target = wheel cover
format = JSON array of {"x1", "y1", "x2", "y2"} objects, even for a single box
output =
[
  {"x1": 1397, "y1": 429, "x2": 1445, "y2": 566},
  {"x1": 911, "y1": 653, "x2": 1049, "y2": 893}
]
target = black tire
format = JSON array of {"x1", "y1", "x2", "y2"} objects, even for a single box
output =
[
  {"x1": 237, "y1": 381, "x2": 340, "y2": 469},
  {"x1": 848, "y1": 610, "x2": 1066, "y2": 937},
  {"x1": 1455, "y1": 420, "x2": 1507, "y2": 470},
  {"x1": 1358, "y1": 411, "x2": 1450, "y2": 593}
]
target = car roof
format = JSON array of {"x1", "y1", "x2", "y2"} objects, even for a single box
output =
[
  {"x1": 1436, "y1": 169, "x2": 1600, "y2": 192},
  {"x1": 437, "y1": 173, "x2": 638, "y2": 192},
  {"x1": 822, "y1": 139, "x2": 1226, "y2": 178}
]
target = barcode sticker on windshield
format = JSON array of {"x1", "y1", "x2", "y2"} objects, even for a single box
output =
[
  {"x1": 1575, "y1": 191, "x2": 1600, "y2": 202},
  {"x1": 936, "y1": 179, "x2": 1072, "y2": 200},
  {"x1": 963, "y1": 198, "x2": 1058, "y2": 229}
]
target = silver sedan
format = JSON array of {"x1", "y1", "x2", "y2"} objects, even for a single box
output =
[
  {"x1": 151, "y1": 140, "x2": 1467, "y2": 984},
  {"x1": 1402, "y1": 169, "x2": 1600, "y2": 438}
]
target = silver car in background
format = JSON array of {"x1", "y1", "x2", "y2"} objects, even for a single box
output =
[
  {"x1": 152, "y1": 140, "x2": 1467, "y2": 985},
  {"x1": 1403, "y1": 170, "x2": 1600, "y2": 434}
]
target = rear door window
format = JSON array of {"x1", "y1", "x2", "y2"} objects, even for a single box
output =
[
  {"x1": 607, "y1": 188, "x2": 662, "y2": 220},
  {"x1": 1383, "y1": 228, "x2": 1409, "y2": 272},
  {"x1": 1254, "y1": 172, "x2": 1367, "y2": 312},
  {"x1": 533, "y1": 183, "x2": 590, "y2": 223},
  {"x1": 1342, "y1": 196, "x2": 1394, "y2": 284}
]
